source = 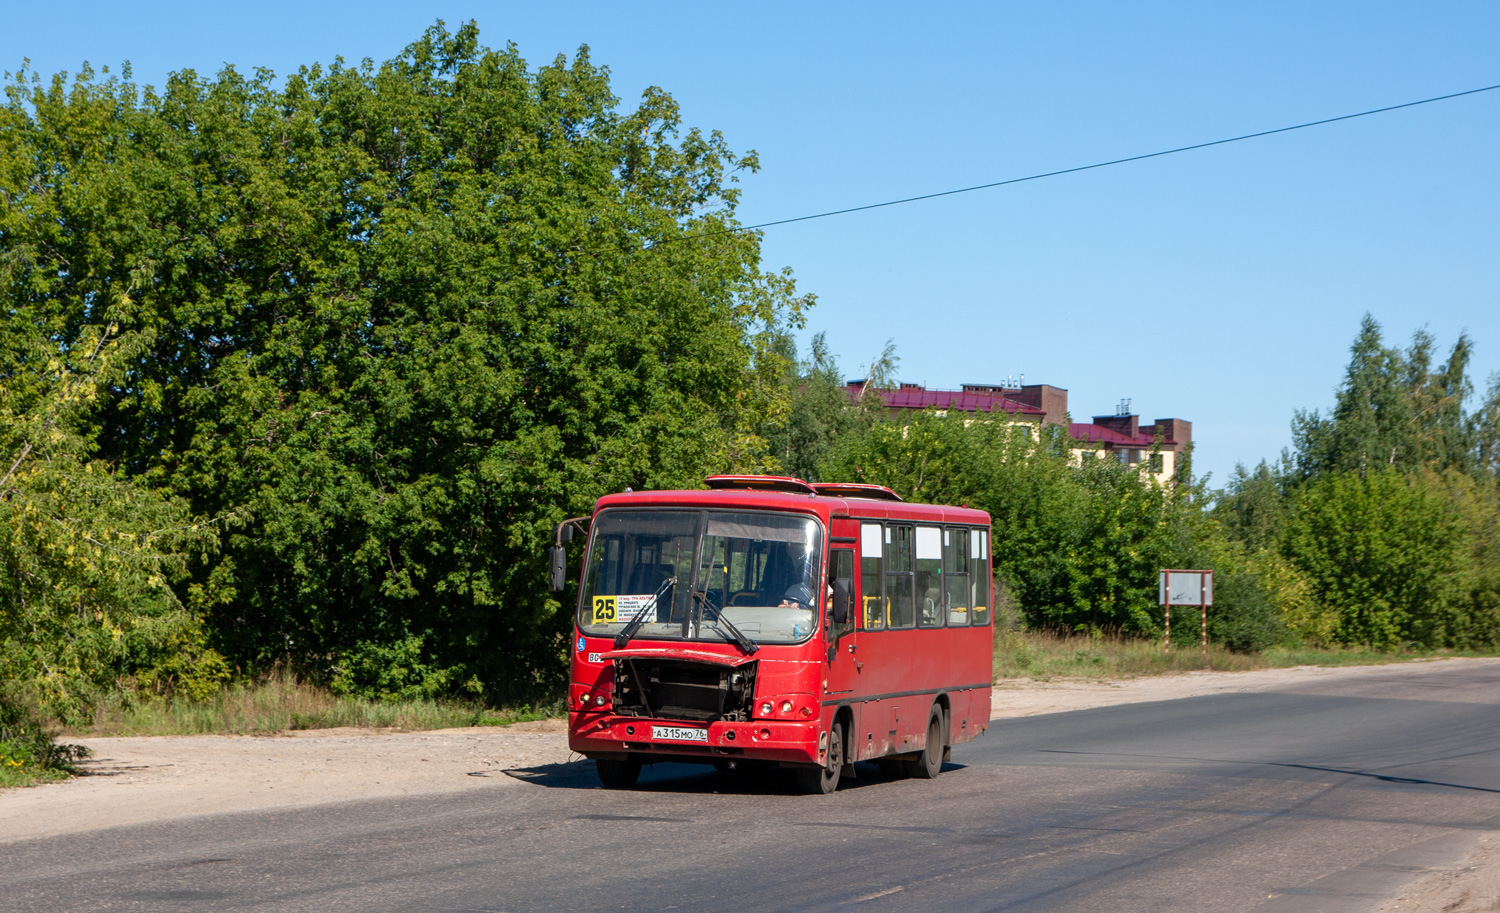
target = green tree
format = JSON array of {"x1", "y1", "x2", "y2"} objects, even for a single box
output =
[
  {"x1": 1, "y1": 23, "x2": 810, "y2": 701},
  {"x1": 761, "y1": 331, "x2": 855, "y2": 481},
  {"x1": 0, "y1": 321, "x2": 221, "y2": 720},
  {"x1": 1476, "y1": 373, "x2": 1500, "y2": 479},
  {"x1": 1417, "y1": 469, "x2": 1500, "y2": 648},
  {"x1": 1292, "y1": 315, "x2": 1412, "y2": 478},
  {"x1": 1213, "y1": 460, "x2": 1287, "y2": 551},
  {"x1": 1404, "y1": 330, "x2": 1474, "y2": 473},
  {"x1": 1291, "y1": 316, "x2": 1477, "y2": 480},
  {"x1": 1279, "y1": 470, "x2": 1464, "y2": 648}
]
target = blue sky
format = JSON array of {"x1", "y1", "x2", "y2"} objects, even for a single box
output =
[{"x1": 5, "y1": 2, "x2": 1497, "y2": 487}]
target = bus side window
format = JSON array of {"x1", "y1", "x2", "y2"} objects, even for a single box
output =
[
  {"x1": 884, "y1": 525, "x2": 915, "y2": 629},
  {"x1": 945, "y1": 528, "x2": 969, "y2": 626},
  {"x1": 915, "y1": 525, "x2": 943, "y2": 628},
  {"x1": 971, "y1": 528, "x2": 992, "y2": 626},
  {"x1": 860, "y1": 523, "x2": 884, "y2": 631}
]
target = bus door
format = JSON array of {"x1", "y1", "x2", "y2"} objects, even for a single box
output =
[{"x1": 823, "y1": 546, "x2": 859, "y2": 756}]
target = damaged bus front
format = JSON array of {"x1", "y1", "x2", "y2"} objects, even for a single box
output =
[{"x1": 555, "y1": 498, "x2": 833, "y2": 790}]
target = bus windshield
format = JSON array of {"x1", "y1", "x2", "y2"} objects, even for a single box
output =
[{"x1": 578, "y1": 509, "x2": 823, "y2": 646}]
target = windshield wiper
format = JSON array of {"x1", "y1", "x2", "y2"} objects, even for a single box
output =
[
  {"x1": 693, "y1": 588, "x2": 759, "y2": 655},
  {"x1": 613, "y1": 575, "x2": 676, "y2": 649}
]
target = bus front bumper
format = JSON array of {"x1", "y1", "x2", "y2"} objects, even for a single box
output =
[{"x1": 569, "y1": 712, "x2": 822, "y2": 766}]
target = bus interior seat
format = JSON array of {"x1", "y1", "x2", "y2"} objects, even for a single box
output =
[
  {"x1": 627, "y1": 563, "x2": 675, "y2": 597},
  {"x1": 921, "y1": 588, "x2": 942, "y2": 625}
]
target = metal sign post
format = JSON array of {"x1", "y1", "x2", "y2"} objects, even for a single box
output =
[{"x1": 1159, "y1": 569, "x2": 1214, "y2": 664}]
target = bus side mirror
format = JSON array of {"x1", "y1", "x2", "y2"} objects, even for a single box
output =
[
  {"x1": 831, "y1": 579, "x2": 851, "y2": 625},
  {"x1": 548, "y1": 545, "x2": 568, "y2": 593}
]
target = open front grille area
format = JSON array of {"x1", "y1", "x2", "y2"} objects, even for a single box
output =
[{"x1": 613, "y1": 658, "x2": 758, "y2": 723}]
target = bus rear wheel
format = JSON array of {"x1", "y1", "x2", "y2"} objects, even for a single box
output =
[
  {"x1": 797, "y1": 722, "x2": 844, "y2": 795},
  {"x1": 596, "y1": 758, "x2": 641, "y2": 789},
  {"x1": 904, "y1": 711, "x2": 944, "y2": 779}
]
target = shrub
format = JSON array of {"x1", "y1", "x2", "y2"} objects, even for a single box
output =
[
  {"x1": 1281, "y1": 470, "x2": 1465, "y2": 648},
  {"x1": 0, "y1": 686, "x2": 88, "y2": 787}
]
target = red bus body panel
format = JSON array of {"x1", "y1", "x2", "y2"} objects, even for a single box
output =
[{"x1": 567, "y1": 487, "x2": 993, "y2": 770}]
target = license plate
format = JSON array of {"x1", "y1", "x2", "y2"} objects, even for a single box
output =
[{"x1": 652, "y1": 725, "x2": 708, "y2": 743}]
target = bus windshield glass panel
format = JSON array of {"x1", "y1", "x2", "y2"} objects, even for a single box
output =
[{"x1": 579, "y1": 509, "x2": 823, "y2": 644}]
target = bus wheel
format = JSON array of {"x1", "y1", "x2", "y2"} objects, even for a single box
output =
[
  {"x1": 904, "y1": 712, "x2": 944, "y2": 780},
  {"x1": 797, "y1": 723, "x2": 844, "y2": 795},
  {"x1": 596, "y1": 758, "x2": 641, "y2": 789}
]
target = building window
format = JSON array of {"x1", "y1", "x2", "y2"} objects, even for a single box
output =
[{"x1": 1149, "y1": 453, "x2": 1164, "y2": 473}]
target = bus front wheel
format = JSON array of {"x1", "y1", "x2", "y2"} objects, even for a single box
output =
[
  {"x1": 904, "y1": 711, "x2": 944, "y2": 780},
  {"x1": 596, "y1": 758, "x2": 641, "y2": 789},
  {"x1": 797, "y1": 723, "x2": 844, "y2": 795}
]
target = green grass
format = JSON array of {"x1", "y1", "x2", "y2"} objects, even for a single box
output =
[
  {"x1": 0, "y1": 732, "x2": 88, "y2": 790},
  {"x1": 0, "y1": 760, "x2": 71, "y2": 789},
  {"x1": 994, "y1": 628, "x2": 1262, "y2": 680},
  {"x1": 69, "y1": 674, "x2": 564, "y2": 737},
  {"x1": 993, "y1": 627, "x2": 1499, "y2": 682}
]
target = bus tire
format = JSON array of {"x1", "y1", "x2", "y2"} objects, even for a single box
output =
[
  {"x1": 596, "y1": 758, "x2": 641, "y2": 789},
  {"x1": 797, "y1": 723, "x2": 844, "y2": 795},
  {"x1": 904, "y1": 711, "x2": 944, "y2": 780}
]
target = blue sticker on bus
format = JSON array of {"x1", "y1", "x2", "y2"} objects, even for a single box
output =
[{"x1": 576, "y1": 636, "x2": 586, "y2": 653}]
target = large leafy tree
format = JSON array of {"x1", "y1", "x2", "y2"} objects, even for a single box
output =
[
  {"x1": 1280, "y1": 470, "x2": 1464, "y2": 648},
  {"x1": 1212, "y1": 460, "x2": 1288, "y2": 551},
  {"x1": 0, "y1": 321, "x2": 220, "y2": 720},
  {"x1": 760, "y1": 331, "x2": 896, "y2": 481},
  {"x1": 1291, "y1": 315, "x2": 1477, "y2": 480},
  {"x1": 1, "y1": 23, "x2": 809, "y2": 700}
]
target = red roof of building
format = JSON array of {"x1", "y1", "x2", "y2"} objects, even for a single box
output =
[
  {"x1": 1069, "y1": 423, "x2": 1157, "y2": 446},
  {"x1": 856, "y1": 386, "x2": 1043, "y2": 416}
]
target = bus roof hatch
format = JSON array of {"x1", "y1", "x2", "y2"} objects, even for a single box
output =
[
  {"x1": 809, "y1": 482, "x2": 903, "y2": 502},
  {"x1": 704, "y1": 475, "x2": 819, "y2": 495}
]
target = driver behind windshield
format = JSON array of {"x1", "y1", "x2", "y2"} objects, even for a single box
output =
[
  {"x1": 779, "y1": 583, "x2": 813, "y2": 610},
  {"x1": 769, "y1": 538, "x2": 818, "y2": 608}
]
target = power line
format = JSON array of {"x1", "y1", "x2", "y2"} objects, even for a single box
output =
[{"x1": 657, "y1": 81, "x2": 1500, "y2": 245}]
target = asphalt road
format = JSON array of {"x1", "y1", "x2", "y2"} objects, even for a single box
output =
[{"x1": 5, "y1": 663, "x2": 1499, "y2": 913}]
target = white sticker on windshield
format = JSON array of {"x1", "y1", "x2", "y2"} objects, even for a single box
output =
[
  {"x1": 615, "y1": 594, "x2": 656, "y2": 620},
  {"x1": 861, "y1": 523, "x2": 882, "y2": 556}
]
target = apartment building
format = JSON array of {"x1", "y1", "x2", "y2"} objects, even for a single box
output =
[{"x1": 844, "y1": 380, "x2": 1191, "y2": 485}]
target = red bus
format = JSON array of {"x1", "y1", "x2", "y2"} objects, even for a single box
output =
[{"x1": 551, "y1": 475, "x2": 994, "y2": 794}]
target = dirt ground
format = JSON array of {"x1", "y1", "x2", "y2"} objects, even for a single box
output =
[{"x1": 4, "y1": 658, "x2": 1497, "y2": 910}]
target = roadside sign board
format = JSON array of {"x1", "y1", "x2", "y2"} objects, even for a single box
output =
[{"x1": 1159, "y1": 569, "x2": 1213, "y2": 607}]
